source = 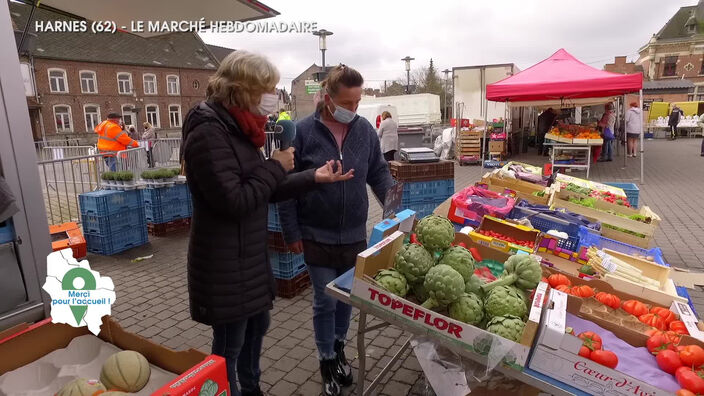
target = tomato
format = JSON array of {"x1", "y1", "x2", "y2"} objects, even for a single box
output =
[
  {"x1": 570, "y1": 285, "x2": 595, "y2": 298},
  {"x1": 640, "y1": 313, "x2": 667, "y2": 331},
  {"x1": 657, "y1": 349, "x2": 684, "y2": 374},
  {"x1": 647, "y1": 334, "x2": 678, "y2": 354},
  {"x1": 595, "y1": 292, "x2": 621, "y2": 309},
  {"x1": 651, "y1": 307, "x2": 678, "y2": 326},
  {"x1": 679, "y1": 345, "x2": 704, "y2": 367},
  {"x1": 590, "y1": 350, "x2": 618, "y2": 369},
  {"x1": 646, "y1": 329, "x2": 682, "y2": 345},
  {"x1": 578, "y1": 332, "x2": 603, "y2": 351},
  {"x1": 678, "y1": 369, "x2": 704, "y2": 394},
  {"x1": 579, "y1": 345, "x2": 592, "y2": 358},
  {"x1": 677, "y1": 366, "x2": 694, "y2": 382},
  {"x1": 410, "y1": 234, "x2": 421, "y2": 245},
  {"x1": 622, "y1": 300, "x2": 649, "y2": 317},
  {"x1": 676, "y1": 389, "x2": 697, "y2": 396},
  {"x1": 555, "y1": 284, "x2": 571, "y2": 293},
  {"x1": 547, "y1": 274, "x2": 571, "y2": 289},
  {"x1": 670, "y1": 321, "x2": 691, "y2": 335}
]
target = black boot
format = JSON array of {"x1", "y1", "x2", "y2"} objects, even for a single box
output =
[
  {"x1": 320, "y1": 358, "x2": 341, "y2": 396},
  {"x1": 334, "y1": 340, "x2": 353, "y2": 387}
]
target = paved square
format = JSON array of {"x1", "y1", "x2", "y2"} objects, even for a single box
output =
[{"x1": 89, "y1": 138, "x2": 704, "y2": 395}]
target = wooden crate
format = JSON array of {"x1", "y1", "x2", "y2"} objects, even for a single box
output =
[{"x1": 456, "y1": 130, "x2": 482, "y2": 156}]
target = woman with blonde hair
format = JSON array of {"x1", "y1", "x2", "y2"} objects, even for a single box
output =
[
  {"x1": 142, "y1": 121, "x2": 156, "y2": 167},
  {"x1": 180, "y1": 51, "x2": 353, "y2": 396},
  {"x1": 378, "y1": 110, "x2": 398, "y2": 161}
]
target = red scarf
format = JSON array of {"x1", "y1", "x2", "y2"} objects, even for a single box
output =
[{"x1": 227, "y1": 106, "x2": 268, "y2": 148}]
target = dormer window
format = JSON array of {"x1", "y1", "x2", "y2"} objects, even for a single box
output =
[{"x1": 686, "y1": 14, "x2": 697, "y2": 34}]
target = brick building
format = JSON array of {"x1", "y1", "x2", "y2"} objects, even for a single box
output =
[
  {"x1": 11, "y1": 2, "x2": 220, "y2": 140},
  {"x1": 604, "y1": 56, "x2": 643, "y2": 75}
]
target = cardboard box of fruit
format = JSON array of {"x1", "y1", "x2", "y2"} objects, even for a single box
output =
[
  {"x1": 469, "y1": 216, "x2": 541, "y2": 254},
  {"x1": 350, "y1": 215, "x2": 548, "y2": 370},
  {"x1": 479, "y1": 172, "x2": 555, "y2": 206}
]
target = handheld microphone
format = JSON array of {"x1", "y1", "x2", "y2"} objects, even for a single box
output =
[{"x1": 274, "y1": 119, "x2": 296, "y2": 150}]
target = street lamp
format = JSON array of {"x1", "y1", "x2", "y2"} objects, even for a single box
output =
[
  {"x1": 442, "y1": 69, "x2": 451, "y2": 123},
  {"x1": 313, "y1": 29, "x2": 333, "y2": 73},
  {"x1": 401, "y1": 56, "x2": 414, "y2": 94}
]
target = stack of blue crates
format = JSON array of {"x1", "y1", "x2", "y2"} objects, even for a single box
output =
[
  {"x1": 79, "y1": 190, "x2": 148, "y2": 255},
  {"x1": 142, "y1": 184, "x2": 193, "y2": 224},
  {"x1": 399, "y1": 179, "x2": 455, "y2": 218},
  {"x1": 267, "y1": 204, "x2": 307, "y2": 280}
]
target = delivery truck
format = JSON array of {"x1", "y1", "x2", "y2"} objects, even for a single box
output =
[{"x1": 360, "y1": 93, "x2": 441, "y2": 148}]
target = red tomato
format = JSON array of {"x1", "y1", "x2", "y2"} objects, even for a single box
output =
[
  {"x1": 646, "y1": 329, "x2": 682, "y2": 345},
  {"x1": 622, "y1": 300, "x2": 649, "y2": 317},
  {"x1": 570, "y1": 285, "x2": 595, "y2": 298},
  {"x1": 590, "y1": 350, "x2": 618, "y2": 369},
  {"x1": 578, "y1": 345, "x2": 592, "y2": 358},
  {"x1": 678, "y1": 369, "x2": 704, "y2": 394},
  {"x1": 679, "y1": 345, "x2": 704, "y2": 367},
  {"x1": 677, "y1": 366, "x2": 693, "y2": 382},
  {"x1": 676, "y1": 389, "x2": 697, "y2": 396},
  {"x1": 670, "y1": 321, "x2": 691, "y2": 335},
  {"x1": 595, "y1": 292, "x2": 621, "y2": 309},
  {"x1": 647, "y1": 334, "x2": 678, "y2": 355},
  {"x1": 469, "y1": 247, "x2": 482, "y2": 262},
  {"x1": 578, "y1": 332, "x2": 603, "y2": 351},
  {"x1": 651, "y1": 307, "x2": 678, "y2": 326},
  {"x1": 640, "y1": 313, "x2": 667, "y2": 331},
  {"x1": 657, "y1": 349, "x2": 684, "y2": 375},
  {"x1": 555, "y1": 284, "x2": 571, "y2": 293},
  {"x1": 547, "y1": 274, "x2": 571, "y2": 289}
]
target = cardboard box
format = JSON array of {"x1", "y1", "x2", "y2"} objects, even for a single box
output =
[
  {"x1": 489, "y1": 140, "x2": 506, "y2": 153},
  {"x1": 351, "y1": 231, "x2": 547, "y2": 369},
  {"x1": 555, "y1": 174, "x2": 625, "y2": 197},
  {"x1": 469, "y1": 216, "x2": 540, "y2": 254},
  {"x1": 589, "y1": 138, "x2": 604, "y2": 145},
  {"x1": 528, "y1": 290, "x2": 677, "y2": 396},
  {"x1": 479, "y1": 172, "x2": 555, "y2": 206},
  {"x1": 0, "y1": 316, "x2": 228, "y2": 396},
  {"x1": 572, "y1": 138, "x2": 589, "y2": 144}
]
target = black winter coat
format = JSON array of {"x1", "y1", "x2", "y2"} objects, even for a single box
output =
[{"x1": 181, "y1": 101, "x2": 316, "y2": 325}]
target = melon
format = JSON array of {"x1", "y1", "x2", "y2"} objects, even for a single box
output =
[
  {"x1": 56, "y1": 378, "x2": 106, "y2": 396},
  {"x1": 97, "y1": 392, "x2": 129, "y2": 396},
  {"x1": 99, "y1": 351, "x2": 151, "y2": 392}
]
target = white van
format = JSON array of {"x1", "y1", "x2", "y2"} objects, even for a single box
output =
[{"x1": 356, "y1": 104, "x2": 398, "y2": 131}]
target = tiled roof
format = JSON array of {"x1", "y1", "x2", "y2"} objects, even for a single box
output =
[
  {"x1": 10, "y1": 2, "x2": 219, "y2": 70},
  {"x1": 655, "y1": 5, "x2": 699, "y2": 40},
  {"x1": 643, "y1": 79, "x2": 695, "y2": 90},
  {"x1": 205, "y1": 44, "x2": 235, "y2": 63}
]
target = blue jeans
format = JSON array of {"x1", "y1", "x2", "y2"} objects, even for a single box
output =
[
  {"x1": 212, "y1": 310, "x2": 270, "y2": 396},
  {"x1": 103, "y1": 156, "x2": 117, "y2": 172},
  {"x1": 308, "y1": 264, "x2": 353, "y2": 359},
  {"x1": 602, "y1": 139, "x2": 613, "y2": 160}
]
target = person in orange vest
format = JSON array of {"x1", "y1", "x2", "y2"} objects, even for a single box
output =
[{"x1": 95, "y1": 113, "x2": 138, "y2": 171}]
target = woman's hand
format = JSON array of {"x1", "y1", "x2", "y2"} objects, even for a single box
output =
[
  {"x1": 271, "y1": 148, "x2": 295, "y2": 172},
  {"x1": 315, "y1": 160, "x2": 354, "y2": 183}
]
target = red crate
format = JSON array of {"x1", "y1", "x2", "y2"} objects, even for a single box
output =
[
  {"x1": 276, "y1": 270, "x2": 310, "y2": 298},
  {"x1": 147, "y1": 218, "x2": 191, "y2": 237},
  {"x1": 49, "y1": 222, "x2": 87, "y2": 259},
  {"x1": 267, "y1": 231, "x2": 291, "y2": 253},
  {"x1": 389, "y1": 160, "x2": 454, "y2": 182}
]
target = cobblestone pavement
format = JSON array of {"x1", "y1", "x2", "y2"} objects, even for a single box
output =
[{"x1": 88, "y1": 138, "x2": 704, "y2": 395}]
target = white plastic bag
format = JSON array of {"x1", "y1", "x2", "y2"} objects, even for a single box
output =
[{"x1": 439, "y1": 127, "x2": 455, "y2": 160}]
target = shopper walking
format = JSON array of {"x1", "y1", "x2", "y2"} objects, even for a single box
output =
[
  {"x1": 180, "y1": 51, "x2": 353, "y2": 396},
  {"x1": 625, "y1": 102, "x2": 642, "y2": 157},
  {"x1": 142, "y1": 122, "x2": 157, "y2": 167},
  {"x1": 378, "y1": 111, "x2": 398, "y2": 162},
  {"x1": 278, "y1": 64, "x2": 394, "y2": 396},
  {"x1": 669, "y1": 105, "x2": 684, "y2": 140},
  {"x1": 597, "y1": 103, "x2": 615, "y2": 162},
  {"x1": 94, "y1": 113, "x2": 138, "y2": 171}
]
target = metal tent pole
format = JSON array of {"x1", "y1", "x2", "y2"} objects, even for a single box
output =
[
  {"x1": 640, "y1": 89, "x2": 644, "y2": 184},
  {"x1": 623, "y1": 95, "x2": 627, "y2": 170}
]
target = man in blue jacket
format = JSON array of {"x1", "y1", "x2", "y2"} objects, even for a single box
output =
[{"x1": 278, "y1": 64, "x2": 394, "y2": 396}]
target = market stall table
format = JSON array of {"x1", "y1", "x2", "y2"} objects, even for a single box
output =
[
  {"x1": 544, "y1": 141, "x2": 603, "y2": 179},
  {"x1": 325, "y1": 273, "x2": 582, "y2": 396}
]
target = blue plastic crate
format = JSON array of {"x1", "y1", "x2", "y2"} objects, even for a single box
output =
[
  {"x1": 0, "y1": 219, "x2": 14, "y2": 245},
  {"x1": 509, "y1": 206, "x2": 581, "y2": 252},
  {"x1": 270, "y1": 251, "x2": 307, "y2": 280},
  {"x1": 82, "y1": 207, "x2": 146, "y2": 236},
  {"x1": 80, "y1": 190, "x2": 142, "y2": 216},
  {"x1": 85, "y1": 226, "x2": 148, "y2": 255},
  {"x1": 605, "y1": 182, "x2": 639, "y2": 207},
  {"x1": 400, "y1": 201, "x2": 439, "y2": 218},
  {"x1": 402, "y1": 179, "x2": 455, "y2": 200},
  {"x1": 578, "y1": 226, "x2": 665, "y2": 265},
  {"x1": 268, "y1": 204, "x2": 282, "y2": 232},
  {"x1": 145, "y1": 200, "x2": 191, "y2": 223},
  {"x1": 142, "y1": 184, "x2": 191, "y2": 206},
  {"x1": 676, "y1": 286, "x2": 699, "y2": 318}
]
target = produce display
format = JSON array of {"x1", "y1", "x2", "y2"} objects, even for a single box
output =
[
  {"x1": 644, "y1": 330, "x2": 704, "y2": 393},
  {"x1": 57, "y1": 378, "x2": 106, "y2": 396},
  {"x1": 415, "y1": 215, "x2": 455, "y2": 252},
  {"x1": 475, "y1": 229, "x2": 535, "y2": 249},
  {"x1": 100, "y1": 351, "x2": 151, "y2": 393},
  {"x1": 548, "y1": 125, "x2": 601, "y2": 140},
  {"x1": 585, "y1": 247, "x2": 661, "y2": 289},
  {"x1": 563, "y1": 183, "x2": 631, "y2": 207}
]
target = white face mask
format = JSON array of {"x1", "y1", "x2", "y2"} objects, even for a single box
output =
[
  {"x1": 328, "y1": 98, "x2": 356, "y2": 124},
  {"x1": 256, "y1": 93, "x2": 278, "y2": 116}
]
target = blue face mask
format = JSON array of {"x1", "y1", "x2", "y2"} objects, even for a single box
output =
[{"x1": 328, "y1": 99, "x2": 356, "y2": 124}]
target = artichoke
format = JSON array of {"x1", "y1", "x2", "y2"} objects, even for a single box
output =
[
  {"x1": 465, "y1": 274, "x2": 487, "y2": 299},
  {"x1": 394, "y1": 243, "x2": 434, "y2": 283},
  {"x1": 485, "y1": 315, "x2": 526, "y2": 342},
  {"x1": 482, "y1": 254, "x2": 542, "y2": 292},
  {"x1": 448, "y1": 292, "x2": 484, "y2": 326},
  {"x1": 438, "y1": 246, "x2": 475, "y2": 282},
  {"x1": 373, "y1": 269, "x2": 410, "y2": 297},
  {"x1": 411, "y1": 282, "x2": 429, "y2": 303},
  {"x1": 472, "y1": 334, "x2": 493, "y2": 355},
  {"x1": 421, "y1": 264, "x2": 465, "y2": 310},
  {"x1": 484, "y1": 285, "x2": 528, "y2": 319},
  {"x1": 416, "y1": 215, "x2": 455, "y2": 252}
]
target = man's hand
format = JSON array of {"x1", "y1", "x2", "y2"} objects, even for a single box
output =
[
  {"x1": 288, "y1": 240, "x2": 303, "y2": 254},
  {"x1": 271, "y1": 147, "x2": 295, "y2": 172},
  {"x1": 315, "y1": 160, "x2": 354, "y2": 183}
]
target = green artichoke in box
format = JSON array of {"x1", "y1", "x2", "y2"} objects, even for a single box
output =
[
  {"x1": 411, "y1": 282, "x2": 429, "y2": 302},
  {"x1": 415, "y1": 215, "x2": 455, "y2": 252},
  {"x1": 448, "y1": 292, "x2": 484, "y2": 326},
  {"x1": 421, "y1": 264, "x2": 465, "y2": 310},
  {"x1": 394, "y1": 243, "x2": 434, "y2": 284},
  {"x1": 465, "y1": 274, "x2": 487, "y2": 299},
  {"x1": 438, "y1": 246, "x2": 475, "y2": 282},
  {"x1": 484, "y1": 285, "x2": 528, "y2": 319},
  {"x1": 482, "y1": 254, "x2": 541, "y2": 292},
  {"x1": 373, "y1": 269, "x2": 409, "y2": 297},
  {"x1": 485, "y1": 315, "x2": 526, "y2": 342}
]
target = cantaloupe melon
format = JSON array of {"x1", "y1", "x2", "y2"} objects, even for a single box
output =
[
  {"x1": 99, "y1": 350, "x2": 151, "y2": 392},
  {"x1": 56, "y1": 378, "x2": 106, "y2": 396},
  {"x1": 95, "y1": 392, "x2": 128, "y2": 396}
]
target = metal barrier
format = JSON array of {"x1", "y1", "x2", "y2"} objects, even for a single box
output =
[
  {"x1": 151, "y1": 138, "x2": 182, "y2": 167},
  {"x1": 264, "y1": 131, "x2": 278, "y2": 159},
  {"x1": 39, "y1": 145, "x2": 97, "y2": 161},
  {"x1": 115, "y1": 147, "x2": 149, "y2": 177}
]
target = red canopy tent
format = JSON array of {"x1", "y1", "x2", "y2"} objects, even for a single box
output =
[{"x1": 485, "y1": 49, "x2": 645, "y2": 182}]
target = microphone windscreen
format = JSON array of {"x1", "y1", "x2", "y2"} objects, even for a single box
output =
[{"x1": 275, "y1": 119, "x2": 296, "y2": 150}]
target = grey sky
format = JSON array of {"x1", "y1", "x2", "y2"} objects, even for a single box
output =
[{"x1": 200, "y1": 0, "x2": 687, "y2": 90}]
